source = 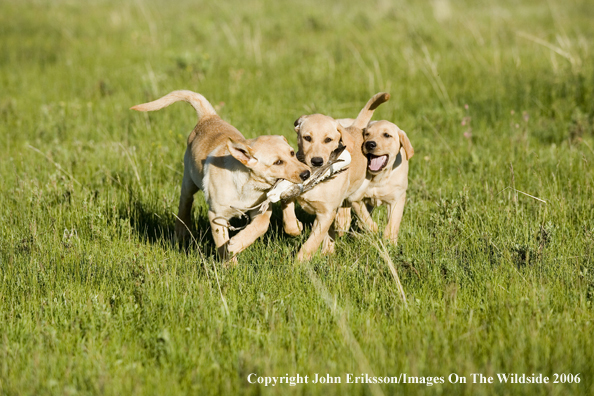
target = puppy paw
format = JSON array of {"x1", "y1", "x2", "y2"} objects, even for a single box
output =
[
  {"x1": 360, "y1": 220, "x2": 378, "y2": 233},
  {"x1": 321, "y1": 244, "x2": 335, "y2": 255},
  {"x1": 223, "y1": 255, "x2": 239, "y2": 268},
  {"x1": 175, "y1": 219, "x2": 192, "y2": 238},
  {"x1": 335, "y1": 224, "x2": 351, "y2": 237},
  {"x1": 384, "y1": 235, "x2": 399, "y2": 245},
  {"x1": 284, "y1": 220, "x2": 303, "y2": 237},
  {"x1": 296, "y1": 249, "x2": 312, "y2": 262},
  {"x1": 321, "y1": 235, "x2": 335, "y2": 255},
  {"x1": 227, "y1": 238, "x2": 241, "y2": 256},
  {"x1": 174, "y1": 227, "x2": 191, "y2": 248},
  {"x1": 334, "y1": 209, "x2": 352, "y2": 237}
]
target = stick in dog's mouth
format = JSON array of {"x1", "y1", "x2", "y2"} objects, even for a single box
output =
[
  {"x1": 233, "y1": 145, "x2": 350, "y2": 215},
  {"x1": 367, "y1": 154, "x2": 388, "y2": 172}
]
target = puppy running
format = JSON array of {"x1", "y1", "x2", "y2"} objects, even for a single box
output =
[
  {"x1": 282, "y1": 93, "x2": 390, "y2": 260},
  {"x1": 345, "y1": 119, "x2": 414, "y2": 243},
  {"x1": 131, "y1": 90, "x2": 310, "y2": 260}
]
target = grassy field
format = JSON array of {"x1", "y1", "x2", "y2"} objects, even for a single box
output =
[{"x1": 1, "y1": 0, "x2": 594, "y2": 394}]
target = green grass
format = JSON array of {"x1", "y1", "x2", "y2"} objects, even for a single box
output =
[{"x1": 1, "y1": 0, "x2": 594, "y2": 395}]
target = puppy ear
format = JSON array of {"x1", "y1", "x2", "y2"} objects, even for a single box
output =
[
  {"x1": 362, "y1": 121, "x2": 376, "y2": 137},
  {"x1": 294, "y1": 115, "x2": 307, "y2": 133},
  {"x1": 398, "y1": 129, "x2": 414, "y2": 160},
  {"x1": 336, "y1": 121, "x2": 346, "y2": 137},
  {"x1": 227, "y1": 139, "x2": 258, "y2": 167}
]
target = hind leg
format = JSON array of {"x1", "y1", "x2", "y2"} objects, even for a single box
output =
[{"x1": 175, "y1": 167, "x2": 199, "y2": 243}]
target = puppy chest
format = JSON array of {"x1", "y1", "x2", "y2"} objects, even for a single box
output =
[{"x1": 365, "y1": 182, "x2": 407, "y2": 203}]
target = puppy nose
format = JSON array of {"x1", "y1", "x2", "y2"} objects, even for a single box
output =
[
  {"x1": 311, "y1": 157, "x2": 324, "y2": 167},
  {"x1": 299, "y1": 170, "x2": 310, "y2": 181},
  {"x1": 365, "y1": 141, "x2": 376, "y2": 151}
]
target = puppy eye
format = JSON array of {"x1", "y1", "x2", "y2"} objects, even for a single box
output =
[
  {"x1": 274, "y1": 159, "x2": 284, "y2": 165},
  {"x1": 290, "y1": 151, "x2": 295, "y2": 157},
  {"x1": 324, "y1": 137, "x2": 332, "y2": 143},
  {"x1": 383, "y1": 133, "x2": 391, "y2": 138},
  {"x1": 303, "y1": 136, "x2": 312, "y2": 142}
]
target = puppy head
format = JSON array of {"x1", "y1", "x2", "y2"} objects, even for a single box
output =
[
  {"x1": 227, "y1": 136, "x2": 311, "y2": 185},
  {"x1": 362, "y1": 120, "x2": 414, "y2": 174},
  {"x1": 294, "y1": 114, "x2": 345, "y2": 168}
]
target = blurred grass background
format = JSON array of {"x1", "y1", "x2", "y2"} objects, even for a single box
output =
[{"x1": 1, "y1": 0, "x2": 593, "y2": 395}]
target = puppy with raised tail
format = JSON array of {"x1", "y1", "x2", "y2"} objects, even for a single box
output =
[
  {"x1": 282, "y1": 92, "x2": 390, "y2": 261},
  {"x1": 131, "y1": 90, "x2": 310, "y2": 261}
]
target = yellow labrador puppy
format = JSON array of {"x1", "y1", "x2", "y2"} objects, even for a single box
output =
[
  {"x1": 282, "y1": 93, "x2": 390, "y2": 261},
  {"x1": 131, "y1": 90, "x2": 310, "y2": 260},
  {"x1": 341, "y1": 119, "x2": 414, "y2": 243}
]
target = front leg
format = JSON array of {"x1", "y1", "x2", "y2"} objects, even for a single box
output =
[
  {"x1": 351, "y1": 200, "x2": 378, "y2": 233},
  {"x1": 227, "y1": 207, "x2": 273, "y2": 256},
  {"x1": 208, "y1": 210, "x2": 231, "y2": 261},
  {"x1": 321, "y1": 220, "x2": 336, "y2": 255},
  {"x1": 282, "y1": 199, "x2": 303, "y2": 236},
  {"x1": 385, "y1": 192, "x2": 406, "y2": 244},
  {"x1": 297, "y1": 210, "x2": 336, "y2": 261},
  {"x1": 334, "y1": 206, "x2": 351, "y2": 237}
]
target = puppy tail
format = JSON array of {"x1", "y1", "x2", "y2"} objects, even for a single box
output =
[
  {"x1": 351, "y1": 92, "x2": 390, "y2": 129},
  {"x1": 130, "y1": 90, "x2": 217, "y2": 121}
]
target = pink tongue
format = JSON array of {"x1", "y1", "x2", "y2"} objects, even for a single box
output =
[{"x1": 369, "y1": 155, "x2": 387, "y2": 171}]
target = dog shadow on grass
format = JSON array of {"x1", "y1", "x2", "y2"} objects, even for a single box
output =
[
  {"x1": 120, "y1": 197, "x2": 318, "y2": 260},
  {"x1": 119, "y1": 199, "x2": 215, "y2": 258}
]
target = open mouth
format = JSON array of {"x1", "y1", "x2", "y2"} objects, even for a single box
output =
[{"x1": 367, "y1": 154, "x2": 388, "y2": 172}]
